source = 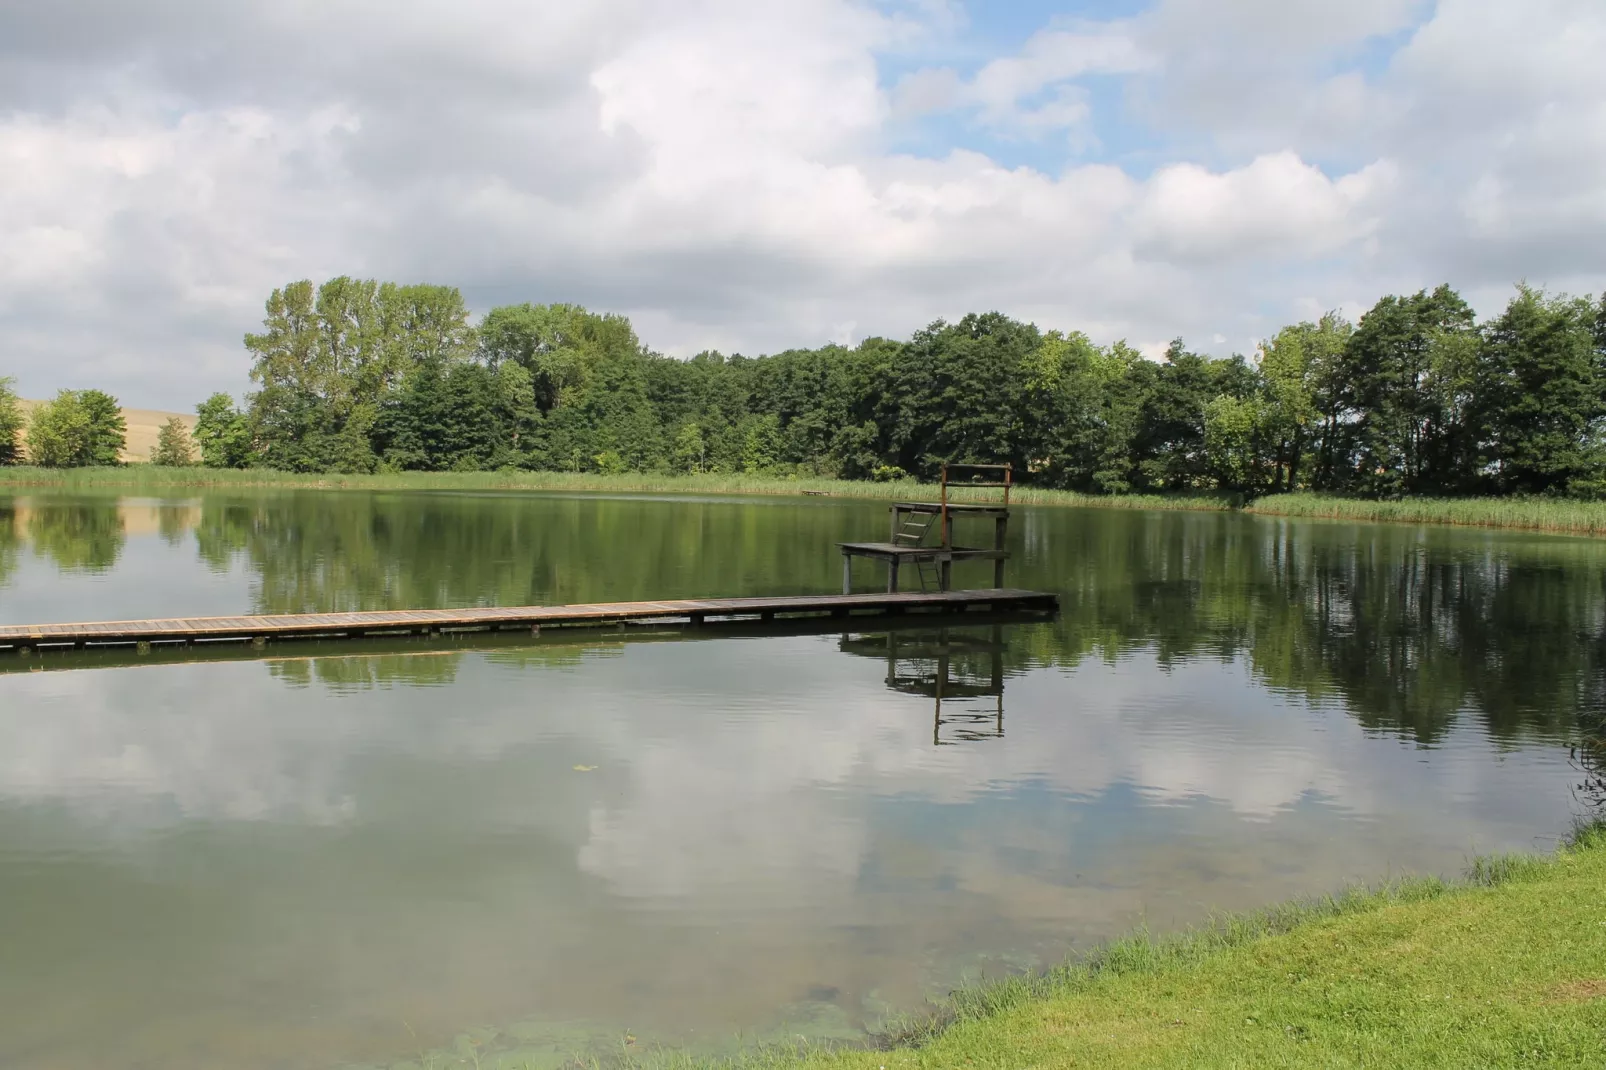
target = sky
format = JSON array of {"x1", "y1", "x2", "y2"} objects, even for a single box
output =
[{"x1": 2, "y1": 0, "x2": 1604, "y2": 410}]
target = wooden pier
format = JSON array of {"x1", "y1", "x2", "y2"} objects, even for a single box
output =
[{"x1": 0, "y1": 588, "x2": 1059, "y2": 654}]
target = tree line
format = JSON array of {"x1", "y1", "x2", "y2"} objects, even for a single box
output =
[
  {"x1": 6, "y1": 278, "x2": 1606, "y2": 497},
  {"x1": 0, "y1": 379, "x2": 196, "y2": 467}
]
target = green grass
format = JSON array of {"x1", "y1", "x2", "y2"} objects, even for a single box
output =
[
  {"x1": 0, "y1": 465, "x2": 1231, "y2": 512},
  {"x1": 709, "y1": 823, "x2": 1606, "y2": 1070},
  {"x1": 1250, "y1": 493, "x2": 1606, "y2": 536}
]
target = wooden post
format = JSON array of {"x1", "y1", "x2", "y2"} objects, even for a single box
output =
[
  {"x1": 887, "y1": 557, "x2": 900, "y2": 593},
  {"x1": 993, "y1": 515, "x2": 1008, "y2": 588},
  {"x1": 939, "y1": 557, "x2": 952, "y2": 592},
  {"x1": 842, "y1": 553, "x2": 852, "y2": 594}
]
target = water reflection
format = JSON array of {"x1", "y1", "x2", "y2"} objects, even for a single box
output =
[
  {"x1": 23, "y1": 499, "x2": 126, "y2": 572},
  {"x1": 844, "y1": 627, "x2": 1008, "y2": 746},
  {"x1": 4, "y1": 493, "x2": 1606, "y2": 753},
  {"x1": 0, "y1": 491, "x2": 1602, "y2": 1069}
]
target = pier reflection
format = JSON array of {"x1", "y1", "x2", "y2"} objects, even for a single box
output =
[{"x1": 843, "y1": 625, "x2": 1008, "y2": 745}]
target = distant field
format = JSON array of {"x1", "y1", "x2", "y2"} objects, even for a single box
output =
[{"x1": 16, "y1": 398, "x2": 196, "y2": 465}]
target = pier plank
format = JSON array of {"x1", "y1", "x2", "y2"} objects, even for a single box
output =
[{"x1": 0, "y1": 590, "x2": 1057, "y2": 652}]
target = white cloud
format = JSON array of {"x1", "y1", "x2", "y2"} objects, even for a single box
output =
[
  {"x1": 1134, "y1": 152, "x2": 1397, "y2": 263},
  {"x1": 0, "y1": 0, "x2": 1602, "y2": 406},
  {"x1": 894, "y1": 26, "x2": 1152, "y2": 135}
]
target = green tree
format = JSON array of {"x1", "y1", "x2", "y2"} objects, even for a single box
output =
[
  {"x1": 1130, "y1": 343, "x2": 1257, "y2": 491},
  {"x1": 1480, "y1": 287, "x2": 1606, "y2": 496},
  {"x1": 194, "y1": 393, "x2": 254, "y2": 468},
  {"x1": 0, "y1": 377, "x2": 23, "y2": 465},
  {"x1": 672, "y1": 422, "x2": 707, "y2": 473},
  {"x1": 740, "y1": 413, "x2": 782, "y2": 473},
  {"x1": 1203, "y1": 393, "x2": 1269, "y2": 491},
  {"x1": 78, "y1": 390, "x2": 126, "y2": 466},
  {"x1": 1334, "y1": 286, "x2": 1480, "y2": 496},
  {"x1": 1022, "y1": 332, "x2": 1144, "y2": 493},
  {"x1": 150, "y1": 417, "x2": 197, "y2": 467},
  {"x1": 245, "y1": 278, "x2": 474, "y2": 472},
  {"x1": 1258, "y1": 314, "x2": 1351, "y2": 492},
  {"x1": 26, "y1": 391, "x2": 93, "y2": 467},
  {"x1": 886, "y1": 313, "x2": 1038, "y2": 477}
]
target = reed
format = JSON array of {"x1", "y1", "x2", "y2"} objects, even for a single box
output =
[
  {"x1": 0, "y1": 465, "x2": 1232, "y2": 512},
  {"x1": 1250, "y1": 492, "x2": 1606, "y2": 536}
]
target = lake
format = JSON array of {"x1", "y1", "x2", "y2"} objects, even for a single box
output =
[{"x1": 0, "y1": 489, "x2": 1599, "y2": 1069}]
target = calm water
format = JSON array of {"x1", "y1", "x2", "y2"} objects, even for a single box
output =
[{"x1": 1, "y1": 491, "x2": 1601, "y2": 1069}]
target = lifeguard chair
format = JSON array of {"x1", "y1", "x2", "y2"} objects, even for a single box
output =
[{"x1": 838, "y1": 463, "x2": 1013, "y2": 593}]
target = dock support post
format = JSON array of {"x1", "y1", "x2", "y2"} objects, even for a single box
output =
[
  {"x1": 939, "y1": 558, "x2": 952, "y2": 592},
  {"x1": 887, "y1": 559, "x2": 900, "y2": 593},
  {"x1": 842, "y1": 553, "x2": 852, "y2": 595},
  {"x1": 993, "y1": 514, "x2": 1009, "y2": 589}
]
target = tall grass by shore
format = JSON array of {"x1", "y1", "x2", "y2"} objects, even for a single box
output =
[
  {"x1": 0, "y1": 465, "x2": 1231, "y2": 511},
  {"x1": 1250, "y1": 492, "x2": 1606, "y2": 536},
  {"x1": 9, "y1": 465, "x2": 1606, "y2": 537}
]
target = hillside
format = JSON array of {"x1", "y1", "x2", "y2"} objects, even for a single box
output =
[{"x1": 17, "y1": 398, "x2": 197, "y2": 464}]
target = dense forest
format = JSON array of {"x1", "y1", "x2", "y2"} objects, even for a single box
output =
[{"x1": 7, "y1": 278, "x2": 1606, "y2": 497}]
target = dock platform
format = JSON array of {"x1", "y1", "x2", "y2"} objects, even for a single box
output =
[{"x1": 0, "y1": 589, "x2": 1060, "y2": 654}]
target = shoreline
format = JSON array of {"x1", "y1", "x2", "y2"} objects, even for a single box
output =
[
  {"x1": 697, "y1": 824, "x2": 1606, "y2": 1070},
  {"x1": 6, "y1": 466, "x2": 1606, "y2": 537},
  {"x1": 381, "y1": 824, "x2": 1606, "y2": 1069}
]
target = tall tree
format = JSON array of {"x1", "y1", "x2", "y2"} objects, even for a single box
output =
[
  {"x1": 1021, "y1": 332, "x2": 1144, "y2": 493},
  {"x1": 1259, "y1": 313, "x2": 1351, "y2": 492},
  {"x1": 1480, "y1": 287, "x2": 1606, "y2": 496},
  {"x1": 26, "y1": 391, "x2": 93, "y2": 467},
  {"x1": 150, "y1": 417, "x2": 197, "y2": 467},
  {"x1": 0, "y1": 377, "x2": 23, "y2": 465},
  {"x1": 887, "y1": 313, "x2": 1037, "y2": 477},
  {"x1": 1336, "y1": 286, "x2": 1479, "y2": 496},
  {"x1": 194, "y1": 394, "x2": 255, "y2": 468},
  {"x1": 78, "y1": 390, "x2": 127, "y2": 466}
]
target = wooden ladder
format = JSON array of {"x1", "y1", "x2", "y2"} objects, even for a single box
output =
[{"x1": 892, "y1": 512, "x2": 943, "y2": 592}]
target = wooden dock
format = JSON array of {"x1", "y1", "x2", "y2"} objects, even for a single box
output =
[{"x1": 0, "y1": 589, "x2": 1059, "y2": 654}]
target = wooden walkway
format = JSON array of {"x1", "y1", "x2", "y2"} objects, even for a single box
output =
[{"x1": 0, "y1": 589, "x2": 1059, "y2": 653}]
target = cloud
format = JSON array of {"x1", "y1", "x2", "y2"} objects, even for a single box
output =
[
  {"x1": 0, "y1": 0, "x2": 1602, "y2": 407},
  {"x1": 1134, "y1": 152, "x2": 1397, "y2": 263},
  {"x1": 894, "y1": 26, "x2": 1152, "y2": 135}
]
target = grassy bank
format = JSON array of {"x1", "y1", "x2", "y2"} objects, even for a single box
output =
[
  {"x1": 0, "y1": 465, "x2": 1231, "y2": 512},
  {"x1": 708, "y1": 825, "x2": 1606, "y2": 1070},
  {"x1": 1250, "y1": 493, "x2": 1606, "y2": 537}
]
